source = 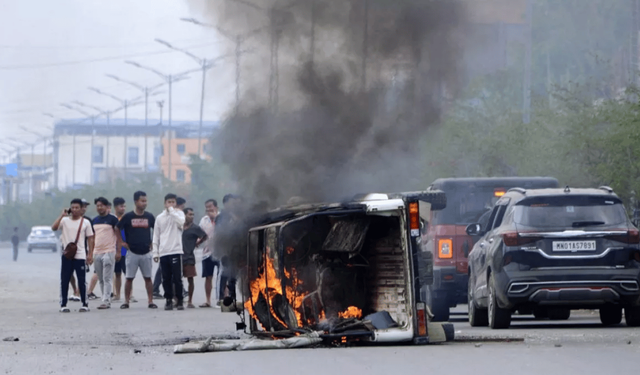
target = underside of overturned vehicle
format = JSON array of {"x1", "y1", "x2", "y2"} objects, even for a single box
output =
[{"x1": 242, "y1": 192, "x2": 452, "y2": 344}]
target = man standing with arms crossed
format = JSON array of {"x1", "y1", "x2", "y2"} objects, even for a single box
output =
[
  {"x1": 153, "y1": 193, "x2": 186, "y2": 311},
  {"x1": 199, "y1": 199, "x2": 219, "y2": 307},
  {"x1": 92, "y1": 197, "x2": 121, "y2": 309},
  {"x1": 182, "y1": 207, "x2": 208, "y2": 308},
  {"x1": 117, "y1": 191, "x2": 157, "y2": 309}
]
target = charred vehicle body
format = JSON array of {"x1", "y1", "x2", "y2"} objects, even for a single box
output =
[
  {"x1": 466, "y1": 186, "x2": 640, "y2": 329},
  {"x1": 422, "y1": 177, "x2": 560, "y2": 321},
  {"x1": 242, "y1": 191, "x2": 450, "y2": 344}
]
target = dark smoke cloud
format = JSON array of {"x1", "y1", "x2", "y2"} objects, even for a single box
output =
[{"x1": 193, "y1": 0, "x2": 468, "y2": 206}]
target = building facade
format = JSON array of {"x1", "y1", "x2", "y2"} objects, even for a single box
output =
[{"x1": 54, "y1": 119, "x2": 216, "y2": 190}]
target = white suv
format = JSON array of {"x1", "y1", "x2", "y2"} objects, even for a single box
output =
[{"x1": 27, "y1": 226, "x2": 59, "y2": 252}]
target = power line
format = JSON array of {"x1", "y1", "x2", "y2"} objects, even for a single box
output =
[
  {"x1": 0, "y1": 37, "x2": 225, "y2": 50},
  {"x1": 0, "y1": 41, "x2": 222, "y2": 70}
]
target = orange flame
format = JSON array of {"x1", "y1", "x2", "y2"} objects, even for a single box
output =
[
  {"x1": 245, "y1": 247, "x2": 310, "y2": 330},
  {"x1": 244, "y1": 250, "x2": 288, "y2": 330},
  {"x1": 338, "y1": 306, "x2": 363, "y2": 319}
]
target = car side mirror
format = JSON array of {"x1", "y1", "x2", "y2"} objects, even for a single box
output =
[{"x1": 466, "y1": 223, "x2": 482, "y2": 236}]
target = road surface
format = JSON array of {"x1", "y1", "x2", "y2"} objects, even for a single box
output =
[{"x1": 1, "y1": 243, "x2": 639, "y2": 375}]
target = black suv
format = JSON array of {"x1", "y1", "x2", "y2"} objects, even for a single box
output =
[{"x1": 466, "y1": 186, "x2": 640, "y2": 329}]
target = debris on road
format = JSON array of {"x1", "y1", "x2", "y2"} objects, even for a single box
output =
[{"x1": 174, "y1": 331, "x2": 323, "y2": 354}]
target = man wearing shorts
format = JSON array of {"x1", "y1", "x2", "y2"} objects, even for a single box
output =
[
  {"x1": 199, "y1": 198, "x2": 219, "y2": 307},
  {"x1": 116, "y1": 191, "x2": 157, "y2": 309},
  {"x1": 181, "y1": 208, "x2": 207, "y2": 308}
]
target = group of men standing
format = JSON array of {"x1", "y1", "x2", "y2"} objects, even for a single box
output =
[{"x1": 52, "y1": 191, "x2": 243, "y2": 312}]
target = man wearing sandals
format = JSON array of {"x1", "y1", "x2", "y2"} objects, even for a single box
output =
[
  {"x1": 92, "y1": 197, "x2": 121, "y2": 310},
  {"x1": 116, "y1": 191, "x2": 157, "y2": 309},
  {"x1": 181, "y1": 208, "x2": 207, "y2": 308},
  {"x1": 52, "y1": 198, "x2": 95, "y2": 313}
]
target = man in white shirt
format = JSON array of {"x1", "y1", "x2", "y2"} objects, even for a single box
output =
[
  {"x1": 152, "y1": 193, "x2": 186, "y2": 311},
  {"x1": 52, "y1": 198, "x2": 95, "y2": 312}
]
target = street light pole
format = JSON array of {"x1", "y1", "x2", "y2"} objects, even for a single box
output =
[
  {"x1": 105, "y1": 75, "x2": 164, "y2": 172},
  {"x1": 124, "y1": 61, "x2": 192, "y2": 181},
  {"x1": 154, "y1": 39, "x2": 234, "y2": 157}
]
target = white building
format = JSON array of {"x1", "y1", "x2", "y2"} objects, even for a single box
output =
[{"x1": 53, "y1": 118, "x2": 216, "y2": 190}]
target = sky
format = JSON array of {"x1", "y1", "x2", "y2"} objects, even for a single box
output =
[{"x1": 0, "y1": 0, "x2": 236, "y2": 151}]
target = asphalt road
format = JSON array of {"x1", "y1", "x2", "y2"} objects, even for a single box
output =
[{"x1": 2, "y1": 243, "x2": 640, "y2": 375}]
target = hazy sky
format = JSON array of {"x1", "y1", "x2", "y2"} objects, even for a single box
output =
[{"x1": 0, "y1": 0, "x2": 235, "y2": 146}]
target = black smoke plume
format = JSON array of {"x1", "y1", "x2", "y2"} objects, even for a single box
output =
[{"x1": 194, "y1": 0, "x2": 468, "y2": 206}]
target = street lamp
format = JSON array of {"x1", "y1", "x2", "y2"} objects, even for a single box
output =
[
  {"x1": 123, "y1": 61, "x2": 194, "y2": 180},
  {"x1": 154, "y1": 39, "x2": 237, "y2": 157},
  {"x1": 181, "y1": 18, "x2": 268, "y2": 116},
  {"x1": 182, "y1": 0, "x2": 303, "y2": 114},
  {"x1": 105, "y1": 74, "x2": 165, "y2": 173}
]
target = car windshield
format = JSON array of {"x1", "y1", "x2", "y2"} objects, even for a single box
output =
[
  {"x1": 431, "y1": 188, "x2": 501, "y2": 225},
  {"x1": 32, "y1": 229, "x2": 54, "y2": 236},
  {"x1": 514, "y1": 195, "x2": 628, "y2": 229}
]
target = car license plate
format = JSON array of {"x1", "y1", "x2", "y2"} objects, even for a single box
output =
[{"x1": 552, "y1": 241, "x2": 596, "y2": 251}]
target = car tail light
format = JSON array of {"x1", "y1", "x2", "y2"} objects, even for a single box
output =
[
  {"x1": 502, "y1": 232, "x2": 540, "y2": 247},
  {"x1": 416, "y1": 302, "x2": 428, "y2": 337},
  {"x1": 494, "y1": 188, "x2": 506, "y2": 197},
  {"x1": 438, "y1": 238, "x2": 453, "y2": 259},
  {"x1": 608, "y1": 229, "x2": 640, "y2": 244},
  {"x1": 409, "y1": 202, "x2": 419, "y2": 236}
]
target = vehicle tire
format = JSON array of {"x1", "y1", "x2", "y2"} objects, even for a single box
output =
[
  {"x1": 624, "y1": 306, "x2": 640, "y2": 327},
  {"x1": 426, "y1": 286, "x2": 450, "y2": 322},
  {"x1": 468, "y1": 275, "x2": 488, "y2": 327},
  {"x1": 442, "y1": 323, "x2": 455, "y2": 342},
  {"x1": 27, "y1": 247, "x2": 32, "y2": 253},
  {"x1": 533, "y1": 307, "x2": 548, "y2": 319},
  {"x1": 547, "y1": 308, "x2": 571, "y2": 320},
  {"x1": 599, "y1": 306, "x2": 622, "y2": 326},
  {"x1": 421, "y1": 190, "x2": 447, "y2": 211},
  {"x1": 488, "y1": 274, "x2": 511, "y2": 329}
]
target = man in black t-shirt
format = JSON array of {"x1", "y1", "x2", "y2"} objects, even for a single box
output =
[
  {"x1": 181, "y1": 208, "x2": 207, "y2": 308},
  {"x1": 116, "y1": 191, "x2": 157, "y2": 309}
]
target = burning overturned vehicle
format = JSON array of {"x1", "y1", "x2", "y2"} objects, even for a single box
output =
[{"x1": 237, "y1": 190, "x2": 452, "y2": 346}]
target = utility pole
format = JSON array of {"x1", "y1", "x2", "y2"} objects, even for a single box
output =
[
  {"x1": 154, "y1": 40, "x2": 231, "y2": 158},
  {"x1": 523, "y1": 0, "x2": 533, "y2": 124},
  {"x1": 362, "y1": 0, "x2": 369, "y2": 91},
  {"x1": 105, "y1": 74, "x2": 164, "y2": 172},
  {"x1": 124, "y1": 61, "x2": 193, "y2": 181}
]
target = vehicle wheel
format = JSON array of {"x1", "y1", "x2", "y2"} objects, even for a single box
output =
[
  {"x1": 27, "y1": 247, "x2": 32, "y2": 253},
  {"x1": 468, "y1": 275, "x2": 488, "y2": 327},
  {"x1": 442, "y1": 323, "x2": 455, "y2": 342},
  {"x1": 599, "y1": 306, "x2": 622, "y2": 326},
  {"x1": 421, "y1": 190, "x2": 447, "y2": 211},
  {"x1": 426, "y1": 286, "x2": 450, "y2": 322},
  {"x1": 624, "y1": 306, "x2": 640, "y2": 327},
  {"x1": 488, "y1": 274, "x2": 511, "y2": 329},
  {"x1": 547, "y1": 308, "x2": 571, "y2": 320},
  {"x1": 533, "y1": 307, "x2": 548, "y2": 319}
]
